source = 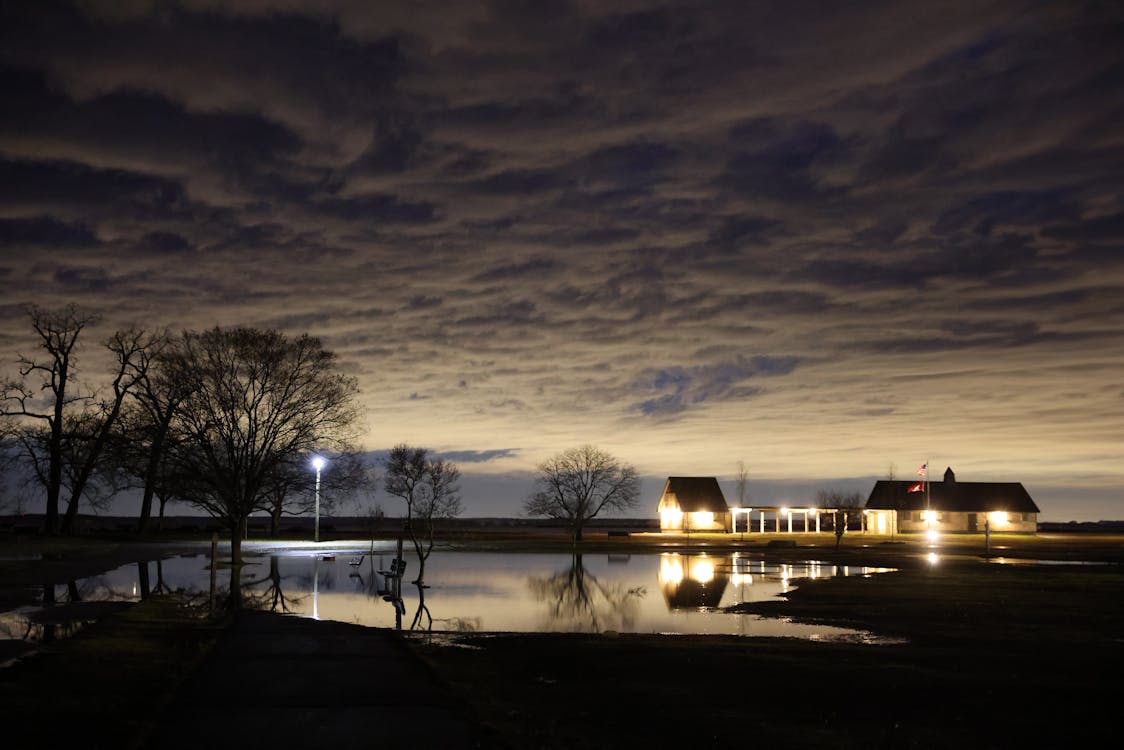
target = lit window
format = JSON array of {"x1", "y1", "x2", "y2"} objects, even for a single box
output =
[
  {"x1": 690, "y1": 511, "x2": 714, "y2": 528},
  {"x1": 660, "y1": 508, "x2": 684, "y2": 530}
]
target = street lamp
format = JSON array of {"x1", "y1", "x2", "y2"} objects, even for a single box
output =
[{"x1": 311, "y1": 455, "x2": 326, "y2": 543}]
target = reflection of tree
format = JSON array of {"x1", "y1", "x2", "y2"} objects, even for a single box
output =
[
  {"x1": 242, "y1": 557, "x2": 305, "y2": 613},
  {"x1": 528, "y1": 554, "x2": 645, "y2": 633},
  {"x1": 410, "y1": 583, "x2": 432, "y2": 632}
]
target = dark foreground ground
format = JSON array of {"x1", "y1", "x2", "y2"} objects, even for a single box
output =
[{"x1": 2, "y1": 532, "x2": 1122, "y2": 748}]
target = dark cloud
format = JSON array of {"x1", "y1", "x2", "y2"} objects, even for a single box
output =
[
  {"x1": 722, "y1": 119, "x2": 850, "y2": 202},
  {"x1": 313, "y1": 192, "x2": 440, "y2": 224},
  {"x1": 472, "y1": 168, "x2": 572, "y2": 195},
  {"x1": 53, "y1": 265, "x2": 114, "y2": 292},
  {"x1": 0, "y1": 215, "x2": 98, "y2": 246},
  {"x1": 473, "y1": 258, "x2": 560, "y2": 282},
  {"x1": 0, "y1": 159, "x2": 189, "y2": 216},
  {"x1": 140, "y1": 231, "x2": 192, "y2": 253},
  {"x1": 580, "y1": 141, "x2": 679, "y2": 185}
]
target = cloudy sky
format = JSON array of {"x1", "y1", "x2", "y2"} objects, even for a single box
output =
[{"x1": 2, "y1": 1, "x2": 1122, "y2": 520}]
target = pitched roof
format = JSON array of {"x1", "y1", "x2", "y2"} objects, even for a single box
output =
[
  {"x1": 866, "y1": 480, "x2": 1040, "y2": 513},
  {"x1": 660, "y1": 477, "x2": 729, "y2": 512}
]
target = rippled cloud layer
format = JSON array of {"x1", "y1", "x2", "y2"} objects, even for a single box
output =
[{"x1": 1, "y1": 1, "x2": 1122, "y2": 518}]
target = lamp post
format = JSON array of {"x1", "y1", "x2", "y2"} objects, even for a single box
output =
[{"x1": 311, "y1": 455, "x2": 326, "y2": 543}]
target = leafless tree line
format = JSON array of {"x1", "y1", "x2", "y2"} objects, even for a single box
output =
[{"x1": 1, "y1": 305, "x2": 368, "y2": 563}]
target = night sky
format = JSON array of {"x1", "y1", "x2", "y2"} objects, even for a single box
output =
[{"x1": 2, "y1": 1, "x2": 1122, "y2": 520}]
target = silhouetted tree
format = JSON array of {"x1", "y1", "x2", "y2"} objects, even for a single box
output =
[
  {"x1": 262, "y1": 450, "x2": 372, "y2": 537},
  {"x1": 735, "y1": 460, "x2": 750, "y2": 506},
  {"x1": 1, "y1": 306, "x2": 158, "y2": 533},
  {"x1": 165, "y1": 327, "x2": 359, "y2": 565},
  {"x1": 2, "y1": 305, "x2": 95, "y2": 534},
  {"x1": 384, "y1": 445, "x2": 463, "y2": 583},
  {"x1": 818, "y1": 489, "x2": 863, "y2": 549},
  {"x1": 117, "y1": 333, "x2": 190, "y2": 532},
  {"x1": 524, "y1": 445, "x2": 640, "y2": 543}
]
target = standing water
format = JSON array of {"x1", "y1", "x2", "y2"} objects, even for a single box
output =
[{"x1": 1, "y1": 547, "x2": 894, "y2": 643}]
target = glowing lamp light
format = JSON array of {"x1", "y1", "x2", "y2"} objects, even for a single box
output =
[
  {"x1": 926, "y1": 529, "x2": 940, "y2": 543},
  {"x1": 989, "y1": 511, "x2": 1008, "y2": 525},
  {"x1": 780, "y1": 507, "x2": 790, "y2": 516},
  {"x1": 922, "y1": 510, "x2": 937, "y2": 523},
  {"x1": 311, "y1": 455, "x2": 326, "y2": 471},
  {"x1": 927, "y1": 552, "x2": 939, "y2": 565}
]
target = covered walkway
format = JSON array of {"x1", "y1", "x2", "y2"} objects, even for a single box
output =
[{"x1": 728, "y1": 506, "x2": 884, "y2": 534}]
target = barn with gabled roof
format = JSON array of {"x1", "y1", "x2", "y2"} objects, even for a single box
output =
[
  {"x1": 865, "y1": 467, "x2": 1040, "y2": 534},
  {"x1": 657, "y1": 476, "x2": 731, "y2": 532}
]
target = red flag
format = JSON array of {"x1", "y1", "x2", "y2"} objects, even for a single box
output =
[{"x1": 908, "y1": 483, "x2": 923, "y2": 493}]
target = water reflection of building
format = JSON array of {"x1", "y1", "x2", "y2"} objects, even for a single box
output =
[
  {"x1": 660, "y1": 553, "x2": 890, "y2": 610},
  {"x1": 659, "y1": 553, "x2": 729, "y2": 609}
]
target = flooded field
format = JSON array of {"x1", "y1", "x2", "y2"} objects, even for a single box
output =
[{"x1": 2, "y1": 546, "x2": 895, "y2": 642}]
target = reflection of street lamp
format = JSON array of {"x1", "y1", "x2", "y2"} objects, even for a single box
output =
[{"x1": 311, "y1": 455, "x2": 326, "y2": 543}]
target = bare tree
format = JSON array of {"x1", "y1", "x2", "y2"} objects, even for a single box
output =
[
  {"x1": 385, "y1": 445, "x2": 463, "y2": 584},
  {"x1": 2, "y1": 305, "x2": 96, "y2": 534},
  {"x1": 735, "y1": 460, "x2": 750, "y2": 506},
  {"x1": 524, "y1": 445, "x2": 640, "y2": 543},
  {"x1": 120, "y1": 333, "x2": 189, "y2": 532},
  {"x1": 261, "y1": 450, "x2": 371, "y2": 537},
  {"x1": 59, "y1": 328, "x2": 159, "y2": 531},
  {"x1": 817, "y1": 489, "x2": 863, "y2": 549},
  {"x1": 1, "y1": 306, "x2": 157, "y2": 533},
  {"x1": 165, "y1": 327, "x2": 359, "y2": 565}
]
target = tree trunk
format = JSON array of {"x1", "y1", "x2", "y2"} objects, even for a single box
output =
[
  {"x1": 138, "y1": 560, "x2": 151, "y2": 600},
  {"x1": 409, "y1": 528, "x2": 427, "y2": 584},
  {"x1": 45, "y1": 430, "x2": 63, "y2": 535},
  {"x1": 61, "y1": 490, "x2": 81, "y2": 533},
  {"x1": 137, "y1": 432, "x2": 166, "y2": 532},
  {"x1": 230, "y1": 517, "x2": 245, "y2": 567}
]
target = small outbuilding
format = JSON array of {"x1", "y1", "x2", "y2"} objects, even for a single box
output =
[
  {"x1": 657, "y1": 477, "x2": 730, "y2": 532},
  {"x1": 865, "y1": 467, "x2": 1040, "y2": 534}
]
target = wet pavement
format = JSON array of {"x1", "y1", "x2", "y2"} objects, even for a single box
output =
[{"x1": 143, "y1": 609, "x2": 497, "y2": 749}]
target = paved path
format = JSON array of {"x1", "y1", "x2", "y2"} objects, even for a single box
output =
[{"x1": 144, "y1": 609, "x2": 496, "y2": 749}]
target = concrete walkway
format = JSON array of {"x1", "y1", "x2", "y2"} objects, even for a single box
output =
[{"x1": 144, "y1": 609, "x2": 496, "y2": 749}]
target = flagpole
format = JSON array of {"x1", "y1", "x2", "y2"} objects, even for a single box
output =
[{"x1": 925, "y1": 458, "x2": 930, "y2": 512}]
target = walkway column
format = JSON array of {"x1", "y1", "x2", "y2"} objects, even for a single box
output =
[
  {"x1": 787, "y1": 511, "x2": 793, "y2": 534},
  {"x1": 760, "y1": 512, "x2": 765, "y2": 533},
  {"x1": 816, "y1": 511, "x2": 821, "y2": 533}
]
